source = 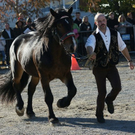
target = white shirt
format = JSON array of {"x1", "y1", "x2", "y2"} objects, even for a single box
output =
[
  {"x1": 85, "y1": 27, "x2": 126, "y2": 52},
  {"x1": 0, "y1": 36, "x2": 6, "y2": 51},
  {"x1": 6, "y1": 29, "x2": 11, "y2": 38}
]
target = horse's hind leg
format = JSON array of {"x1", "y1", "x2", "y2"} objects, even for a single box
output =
[
  {"x1": 57, "y1": 72, "x2": 77, "y2": 108},
  {"x1": 41, "y1": 78, "x2": 59, "y2": 126},
  {"x1": 12, "y1": 61, "x2": 29, "y2": 116},
  {"x1": 13, "y1": 68, "x2": 25, "y2": 116},
  {"x1": 26, "y1": 76, "x2": 39, "y2": 118}
]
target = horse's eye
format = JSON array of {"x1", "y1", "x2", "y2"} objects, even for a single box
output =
[{"x1": 57, "y1": 24, "x2": 62, "y2": 29}]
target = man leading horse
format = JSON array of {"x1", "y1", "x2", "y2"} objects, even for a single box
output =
[{"x1": 85, "y1": 13, "x2": 134, "y2": 123}]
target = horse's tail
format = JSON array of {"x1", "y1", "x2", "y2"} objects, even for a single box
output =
[
  {"x1": 0, "y1": 71, "x2": 15, "y2": 103},
  {"x1": 0, "y1": 71, "x2": 29, "y2": 103}
]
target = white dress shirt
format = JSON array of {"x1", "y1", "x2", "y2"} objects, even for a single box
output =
[
  {"x1": 85, "y1": 27, "x2": 126, "y2": 52},
  {"x1": 6, "y1": 29, "x2": 11, "y2": 38}
]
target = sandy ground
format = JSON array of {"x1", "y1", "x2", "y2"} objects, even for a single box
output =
[{"x1": 0, "y1": 55, "x2": 135, "y2": 135}]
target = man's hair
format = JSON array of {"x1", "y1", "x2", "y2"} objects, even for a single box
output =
[
  {"x1": 109, "y1": 12, "x2": 114, "y2": 16},
  {"x1": 94, "y1": 13, "x2": 105, "y2": 22},
  {"x1": 5, "y1": 23, "x2": 9, "y2": 26},
  {"x1": 118, "y1": 14, "x2": 126, "y2": 22},
  {"x1": 127, "y1": 12, "x2": 132, "y2": 17},
  {"x1": 82, "y1": 16, "x2": 88, "y2": 22},
  {"x1": 76, "y1": 12, "x2": 80, "y2": 14}
]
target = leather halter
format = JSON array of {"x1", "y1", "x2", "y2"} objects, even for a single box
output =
[
  {"x1": 53, "y1": 15, "x2": 75, "y2": 44},
  {"x1": 60, "y1": 31, "x2": 75, "y2": 43}
]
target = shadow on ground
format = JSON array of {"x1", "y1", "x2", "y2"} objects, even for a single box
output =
[{"x1": 23, "y1": 116, "x2": 135, "y2": 134}]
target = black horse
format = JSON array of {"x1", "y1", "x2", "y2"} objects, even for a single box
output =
[{"x1": 0, "y1": 7, "x2": 77, "y2": 126}]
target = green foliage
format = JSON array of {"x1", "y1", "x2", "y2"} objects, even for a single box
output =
[{"x1": 80, "y1": 0, "x2": 135, "y2": 17}]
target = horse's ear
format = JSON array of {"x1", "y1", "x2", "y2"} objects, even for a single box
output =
[
  {"x1": 50, "y1": 8, "x2": 57, "y2": 17},
  {"x1": 68, "y1": 7, "x2": 73, "y2": 15}
]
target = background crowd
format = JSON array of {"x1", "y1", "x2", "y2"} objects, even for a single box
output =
[
  {"x1": 0, "y1": 13, "x2": 35, "y2": 68},
  {"x1": 73, "y1": 11, "x2": 135, "y2": 57},
  {"x1": 0, "y1": 11, "x2": 135, "y2": 67}
]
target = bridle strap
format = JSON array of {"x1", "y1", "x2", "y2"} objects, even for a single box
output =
[{"x1": 60, "y1": 32, "x2": 75, "y2": 42}]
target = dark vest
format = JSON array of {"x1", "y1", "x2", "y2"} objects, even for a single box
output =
[{"x1": 93, "y1": 29, "x2": 119, "y2": 68}]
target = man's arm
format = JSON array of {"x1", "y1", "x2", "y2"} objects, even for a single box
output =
[
  {"x1": 121, "y1": 47, "x2": 134, "y2": 70},
  {"x1": 85, "y1": 35, "x2": 96, "y2": 60}
]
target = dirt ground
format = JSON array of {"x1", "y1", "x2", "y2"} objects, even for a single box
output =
[{"x1": 0, "y1": 55, "x2": 135, "y2": 135}]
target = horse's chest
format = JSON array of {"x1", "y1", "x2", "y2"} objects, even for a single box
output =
[{"x1": 42, "y1": 61, "x2": 70, "y2": 80}]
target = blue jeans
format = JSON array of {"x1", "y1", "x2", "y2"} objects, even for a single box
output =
[{"x1": 0, "y1": 51, "x2": 6, "y2": 62}]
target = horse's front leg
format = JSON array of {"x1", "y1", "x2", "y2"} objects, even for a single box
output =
[
  {"x1": 26, "y1": 76, "x2": 39, "y2": 118},
  {"x1": 57, "y1": 72, "x2": 77, "y2": 108},
  {"x1": 41, "y1": 79, "x2": 59, "y2": 126}
]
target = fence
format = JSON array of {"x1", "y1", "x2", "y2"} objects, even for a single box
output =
[{"x1": 0, "y1": 26, "x2": 135, "y2": 61}]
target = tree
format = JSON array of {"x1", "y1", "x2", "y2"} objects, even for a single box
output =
[
  {"x1": 80, "y1": 0, "x2": 135, "y2": 16},
  {"x1": 0, "y1": 0, "x2": 60, "y2": 25}
]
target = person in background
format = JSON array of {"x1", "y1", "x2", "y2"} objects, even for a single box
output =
[
  {"x1": 74, "y1": 12, "x2": 82, "y2": 27},
  {"x1": 107, "y1": 12, "x2": 119, "y2": 30},
  {"x1": 73, "y1": 23, "x2": 80, "y2": 56},
  {"x1": 2, "y1": 23, "x2": 14, "y2": 67},
  {"x1": 85, "y1": 13, "x2": 134, "y2": 123},
  {"x1": 126, "y1": 12, "x2": 135, "y2": 51},
  {"x1": 73, "y1": 23, "x2": 80, "y2": 44},
  {"x1": 18, "y1": 12, "x2": 26, "y2": 26},
  {"x1": 79, "y1": 16, "x2": 92, "y2": 56},
  {"x1": 117, "y1": 14, "x2": 132, "y2": 34},
  {"x1": 80, "y1": 16, "x2": 92, "y2": 41},
  {"x1": 126, "y1": 12, "x2": 135, "y2": 25},
  {"x1": 0, "y1": 31, "x2": 6, "y2": 66},
  {"x1": 23, "y1": 17, "x2": 36, "y2": 34},
  {"x1": 13, "y1": 18, "x2": 24, "y2": 38}
]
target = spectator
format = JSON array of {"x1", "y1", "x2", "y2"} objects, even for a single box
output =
[
  {"x1": 107, "y1": 12, "x2": 119, "y2": 30},
  {"x1": 2, "y1": 23, "x2": 14, "y2": 66},
  {"x1": 80, "y1": 16, "x2": 92, "y2": 44},
  {"x1": 23, "y1": 17, "x2": 36, "y2": 34},
  {"x1": 73, "y1": 23, "x2": 80, "y2": 56},
  {"x1": 85, "y1": 13, "x2": 134, "y2": 123},
  {"x1": 74, "y1": 12, "x2": 82, "y2": 27},
  {"x1": 73, "y1": 23, "x2": 80, "y2": 43},
  {"x1": 18, "y1": 12, "x2": 26, "y2": 26},
  {"x1": 126, "y1": 12, "x2": 135, "y2": 25},
  {"x1": 13, "y1": 18, "x2": 24, "y2": 38},
  {"x1": 79, "y1": 16, "x2": 92, "y2": 56},
  {"x1": 117, "y1": 14, "x2": 132, "y2": 34},
  {"x1": 0, "y1": 31, "x2": 6, "y2": 66}
]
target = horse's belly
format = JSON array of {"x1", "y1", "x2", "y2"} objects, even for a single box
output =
[{"x1": 44, "y1": 64, "x2": 70, "y2": 80}]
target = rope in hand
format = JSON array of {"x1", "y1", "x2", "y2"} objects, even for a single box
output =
[{"x1": 85, "y1": 52, "x2": 96, "y2": 68}]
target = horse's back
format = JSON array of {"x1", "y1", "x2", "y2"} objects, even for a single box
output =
[{"x1": 10, "y1": 32, "x2": 39, "y2": 77}]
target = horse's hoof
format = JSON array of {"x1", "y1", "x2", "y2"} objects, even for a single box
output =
[
  {"x1": 49, "y1": 118, "x2": 61, "y2": 126},
  {"x1": 26, "y1": 111, "x2": 35, "y2": 118},
  {"x1": 57, "y1": 98, "x2": 70, "y2": 108},
  {"x1": 15, "y1": 106, "x2": 25, "y2": 116}
]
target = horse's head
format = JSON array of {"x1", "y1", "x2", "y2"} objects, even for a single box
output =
[{"x1": 50, "y1": 7, "x2": 76, "y2": 53}]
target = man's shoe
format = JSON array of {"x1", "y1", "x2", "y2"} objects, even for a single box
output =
[
  {"x1": 105, "y1": 99, "x2": 114, "y2": 114},
  {"x1": 97, "y1": 116, "x2": 105, "y2": 123}
]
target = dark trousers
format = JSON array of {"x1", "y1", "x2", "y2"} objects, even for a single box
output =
[
  {"x1": 5, "y1": 45, "x2": 10, "y2": 65},
  {"x1": 93, "y1": 66, "x2": 121, "y2": 117}
]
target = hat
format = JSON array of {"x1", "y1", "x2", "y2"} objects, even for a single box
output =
[
  {"x1": 26, "y1": 17, "x2": 32, "y2": 23},
  {"x1": 16, "y1": 18, "x2": 24, "y2": 25}
]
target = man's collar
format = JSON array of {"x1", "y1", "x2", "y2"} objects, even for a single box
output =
[{"x1": 96, "y1": 27, "x2": 109, "y2": 34}]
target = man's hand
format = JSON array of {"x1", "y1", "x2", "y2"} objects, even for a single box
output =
[
  {"x1": 128, "y1": 61, "x2": 134, "y2": 70},
  {"x1": 85, "y1": 52, "x2": 96, "y2": 67},
  {"x1": 87, "y1": 52, "x2": 96, "y2": 60}
]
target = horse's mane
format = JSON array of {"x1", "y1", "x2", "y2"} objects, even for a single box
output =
[
  {"x1": 34, "y1": 13, "x2": 54, "y2": 37},
  {"x1": 34, "y1": 8, "x2": 72, "y2": 37}
]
